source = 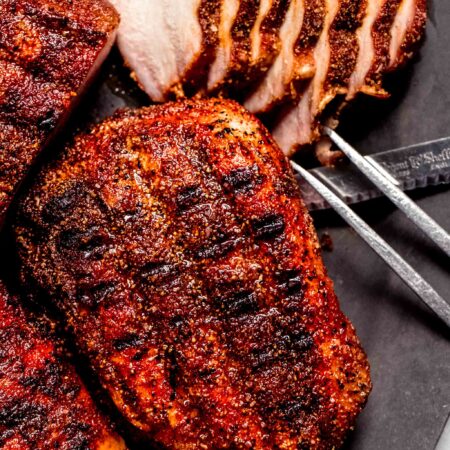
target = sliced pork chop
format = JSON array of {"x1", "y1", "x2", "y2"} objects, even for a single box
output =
[
  {"x1": 0, "y1": 282, "x2": 125, "y2": 449},
  {"x1": 17, "y1": 98, "x2": 371, "y2": 450},
  {"x1": 0, "y1": 0, "x2": 119, "y2": 226},
  {"x1": 110, "y1": 0, "x2": 426, "y2": 156}
]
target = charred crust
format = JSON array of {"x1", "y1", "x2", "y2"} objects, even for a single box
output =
[
  {"x1": 214, "y1": 290, "x2": 259, "y2": 317},
  {"x1": 222, "y1": 165, "x2": 263, "y2": 194},
  {"x1": 251, "y1": 214, "x2": 285, "y2": 239},
  {"x1": 175, "y1": 185, "x2": 204, "y2": 211}
]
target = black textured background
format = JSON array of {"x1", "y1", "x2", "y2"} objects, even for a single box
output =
[{"x1": 1, "y1": 1, "x2": 449, "y2": 448}]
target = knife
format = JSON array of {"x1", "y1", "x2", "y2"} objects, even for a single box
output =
[{"x1": 298, "y1": 136, "x2": 450, "y2": 210}]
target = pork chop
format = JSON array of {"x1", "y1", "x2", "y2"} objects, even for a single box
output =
[{"x1": 17, "y1": 98, "x2": 371, "y2": 450}]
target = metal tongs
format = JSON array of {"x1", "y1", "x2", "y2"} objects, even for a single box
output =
[{"x1": 291, "y1": 127, "x2": 450, "y2": 328}]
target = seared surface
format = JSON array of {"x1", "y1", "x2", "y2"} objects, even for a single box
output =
[
  {"x1": 17, "y1": 99, "x2": 371, "y2": 449},
  {"x1": 0, "y1": 282, "x2": 125, "y2": 450},
  {"x1": 0, "y1": 0, "x2": 119, "y2": 225}
]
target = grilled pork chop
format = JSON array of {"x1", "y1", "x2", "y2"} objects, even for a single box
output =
[
  {"x1": 17, "y1": 99, "x2": 371, "y2": 449},
  {"x1": 110, "y1": 0, "x2": 426, "y2": 157},
  {"x1": 0, "y1": 282, "x2": 125, "y2": 449},
  {"x1": 0, "y1": 0, "x2": 119, "y2": 226}
]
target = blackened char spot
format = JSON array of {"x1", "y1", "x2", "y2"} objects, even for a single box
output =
[
  {"x1": 0, "y1": 400, "x2": 46, "y2": 428},
  {"x1": 216, "y1": 290, "x2": 258, "y2": 316},
  {"x1": 37, "y1": 109, "x2": 58, "y2": 132},
  {"x1": 277, "y1": 330, "x2": 314, "y2": 354},
  {"x1": 252, "y1": 214, "x2": 285, "y2": 239},
  {"x1": 195, "y1": 233, "x2": 242, "y2": 260},
  {"x1": 140, "y1": 261, "x2": 179, "y2": 287},
  {"x1": 77, "y1": 282, "x2": 116, "y2": 308},
  {"x1": 57, "y1": 226, "x2": 109, "y2": 255},
  {"x1": 277, "y1": 269, "x2": 304, "y2": 296},
  {"x1": 166, "y1": 347, "x2": 179, "y2": 399},
  {"x1": 176, "y1": 185, "x2": 203, "y2": 211},
  {"x1": 222, "y1": 165, "x2": 262, "y2": 194},
  {"x1": 279, "y1": 399, "x2": 306, "y2": 420},
  {"x1": 289, "y1": 330, "x2": 314, "y2": 352},
  {"x1": 113, "y1": 333, "x2": 144, "y2": 351},
  {"x1": 42, "y1": 183, "x2": 86, "y2": 224}
]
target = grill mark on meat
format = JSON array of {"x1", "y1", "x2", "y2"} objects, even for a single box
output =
[
  {"x1": 17, "y1": 99, "x2": 371, "y2": 449},
  {"x1": 214, "y1": 290, "x2": 259, "y2": 316},
  {"x1": 276, "y1": 269, "x2": 304, "y2": 296},
  {"x1": 252, "y1": 213, "x2": 286, "y2": 239},
  {"x1": 175, "y1": 185, "x2": 204, "y2": 211},
  {"x1": 42, "y1": 182, "x2": 88, "y2": 224},
  {"x1": 222, "y1": 164, "x2": 264, "y2": 194},
  {"x1": 77, "y1": 281, "x2": 116, "y2": 309},
  {"x1": 112, "y1": 332, "x2": 145, "y2": 351}
]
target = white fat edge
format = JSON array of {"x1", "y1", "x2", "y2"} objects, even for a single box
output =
[
  {"x1": 250, "y1": 0, "x2": 274, "y2": 63},
  {"x1": 245, "y1": 0, "x2": 306, "y2": 114},
  {"x1": 347, "y1": 0, "x2": 384, "y2": 99},
  {"x1": 111, "y1": 0, "x2": 178, "y2": 102},
  {"x1": 207, "y1": 0, "x2": 241, "y2": 91},
  {"x1": 388, "y1": 0, "x2": 416, "y2": 68},
  {"x1": 272, "y1": 0, "x2": 340, "y2": 154}
]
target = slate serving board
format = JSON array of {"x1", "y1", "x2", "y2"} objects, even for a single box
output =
[{"x1": 1, "y1": 0, "x2": 449, "y2": 448}]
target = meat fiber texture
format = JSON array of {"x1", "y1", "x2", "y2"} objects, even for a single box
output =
[
  {"x1": 110, "y1": 0, "x2": 427, "y2": 156},
  {"x1": 0, "y1": 282, "x2": 126, "y2": 449},
  {"x1": 0, "y1": 0, "x2": 120, "y2": 226},
  {"x1": 16, "y1": 99, "x2": 371, "y2": 450}
]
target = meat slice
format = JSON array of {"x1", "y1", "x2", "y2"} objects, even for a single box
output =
[
  {"x1": 109, "y1": 0, "x2": 203, "y2": 101},
  {"x1": 207, "y1": 0, "x2": 242, "y2": 91},
  {"x1": 272, "y1": 0, "x2": 341, "y2": 154},
  {"x1": 17, "y1": 99, "x2": 371, "y2": 450},
  {"x1": 208, "y1": 0, "x2": 290, "y2": 95},
  {"x1": 0, "y1": 282, "x2": 125, "y2": 449},
  {"x1": 0, "y1": 0, "x2": 119, "y2": 226},
  {"x1": 347, "y1": 0, "x2": 385, "y2": 99},
  {"x1": 388, "y1": 0, "x2": 426, "y2": 70},
  {"x1": 245, "y1": 0, "x2": 324, "y2": 114}
]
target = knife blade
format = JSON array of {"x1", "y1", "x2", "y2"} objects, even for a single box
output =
[{"x1": 299, "y1": 136, "x2": 450, "y2": 210}]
